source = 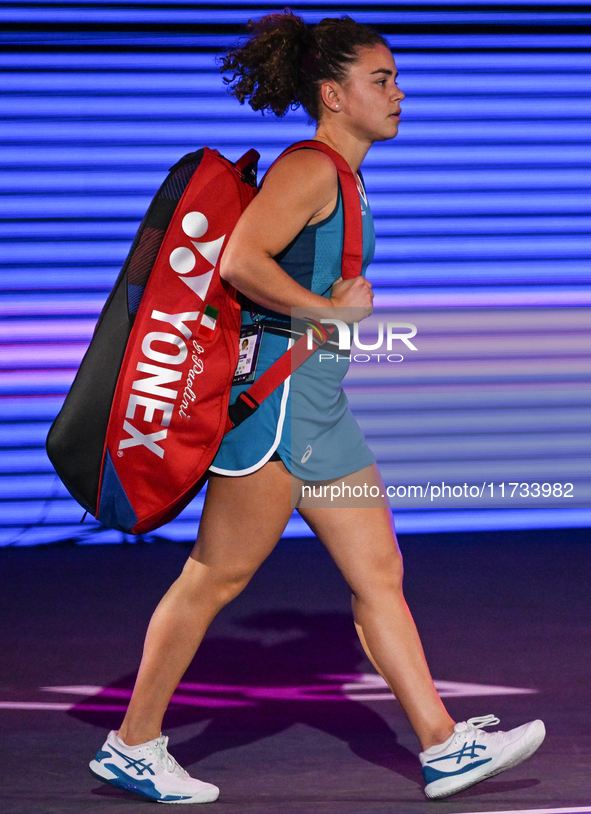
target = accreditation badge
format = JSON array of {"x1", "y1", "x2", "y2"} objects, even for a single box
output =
[{"x1": 232, "y1": 324, "x2": 262, "y2": 384}]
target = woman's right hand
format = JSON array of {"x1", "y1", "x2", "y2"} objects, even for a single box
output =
[{"x1": 328, "y1": 276, "x2": 374, "y2": 322}]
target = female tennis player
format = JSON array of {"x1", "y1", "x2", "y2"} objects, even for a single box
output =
[{"x1": 90, "y1": 11, "x2": 545, "y2": 804}]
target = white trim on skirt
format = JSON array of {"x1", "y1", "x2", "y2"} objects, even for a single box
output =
[{"x1": 209, "y1": 355, "x2": 292, "y2": 477}]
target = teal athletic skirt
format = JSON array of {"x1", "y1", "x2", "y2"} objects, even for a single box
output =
[{"x1": 209, "y1": 314, "x2": 376, "y2": 480}]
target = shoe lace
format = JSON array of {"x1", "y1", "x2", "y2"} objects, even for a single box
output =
[
  {"x1": 465, "y1": 714, "x2": 500, "y2": 731},
  {"x1": 151, "y1": 735, "x2": 188, "y2": 776}
]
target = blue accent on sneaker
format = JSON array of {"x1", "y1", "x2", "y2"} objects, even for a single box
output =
[
  {"x1": 108, "y1": 744, "x2": 156, "y2": 776},
  {"x1": 427, "y1": 740, "x2": 487, "y2": 765},
  {"x1": 95, "y1": 749, "x2": 112, "y2": 763},
  {"x1": 92, "y1": 763, "x2": 191, "y2": 802},
  {"x1": 422, "y1": 758, "x2": 492, "y2": 784}
]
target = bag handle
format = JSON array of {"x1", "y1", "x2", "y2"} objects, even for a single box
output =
[{"x1": 235, "y1": 148, "x2": 260, "y2": 187}]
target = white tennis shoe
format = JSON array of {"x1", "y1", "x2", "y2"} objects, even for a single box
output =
[
  {"x1": 420, "y1": 714, "x2": 545, "y2": 799},
  {"x1": 89, "y1": 730, "x2": 219, "y2": 804}
]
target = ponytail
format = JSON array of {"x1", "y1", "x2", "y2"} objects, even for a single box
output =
[{"x1": 219, "y1": 9, "x2": 387, "y2": 121}]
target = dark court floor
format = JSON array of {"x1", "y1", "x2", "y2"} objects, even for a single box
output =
[{"x1": 1, "y1": 527, "x2": 590, "y2": 814}]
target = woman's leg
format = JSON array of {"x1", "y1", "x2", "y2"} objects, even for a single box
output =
[
  {"x1": 298, "y1": 463, "x2": 456, "y2": 752},
  {"x1": 118, "y1": 460, "x2": 293, "y2": 746}
]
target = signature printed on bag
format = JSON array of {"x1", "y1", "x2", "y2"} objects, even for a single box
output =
[{"x1": 179, "y1": 340, "x2": 205, "y2": 419}]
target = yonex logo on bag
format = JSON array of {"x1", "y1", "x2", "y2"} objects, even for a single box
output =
[
  {"x1": 117, "y1": 208, "x2": 227, "y2": 458},
  {"x1": 169, "y1": 211, "x2": 225, "y2": 302},
  {"x1": 118, "y1": 310, "x2": 201, "y2": 458}
]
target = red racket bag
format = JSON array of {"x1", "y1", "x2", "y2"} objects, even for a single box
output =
[{"x1": 46, "y1": 141, "x2": 362, "y2": 534}]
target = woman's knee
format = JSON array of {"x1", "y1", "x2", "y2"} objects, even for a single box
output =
[
  {"x1": 349, "y1": 548, "x2": 405, "y2": 602},
  {"x1": 179, "y1": 556, "x2": 255, "y2": 609}
]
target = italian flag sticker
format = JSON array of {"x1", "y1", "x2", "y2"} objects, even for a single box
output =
[{"x1": 196, "y1": 304, "x2": 219, "y2": 338}]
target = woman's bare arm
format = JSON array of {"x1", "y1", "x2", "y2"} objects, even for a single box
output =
[{"x1": 220, "y1": 148, "x2": 373, "y2": 320}]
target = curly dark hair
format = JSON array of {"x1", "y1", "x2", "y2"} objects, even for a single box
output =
[{"x1": 219, "y1": 9, "x2": 388, "y2": 121}]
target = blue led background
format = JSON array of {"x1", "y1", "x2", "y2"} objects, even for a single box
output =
[{"x1": 1, "y1": 1, "x2": 590, "y2": 544}]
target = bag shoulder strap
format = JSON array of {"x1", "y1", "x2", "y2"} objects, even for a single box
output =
[
  {"x1": 228, "y1": 140, "x2": 365, "y2": 429},
  {"x1": 263, "y1": 140, "x2": 363, "y2": 279}
]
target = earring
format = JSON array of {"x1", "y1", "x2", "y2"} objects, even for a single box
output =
[{"x1": 335, "y1": 104, "x2": 340, "y2": 109}]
